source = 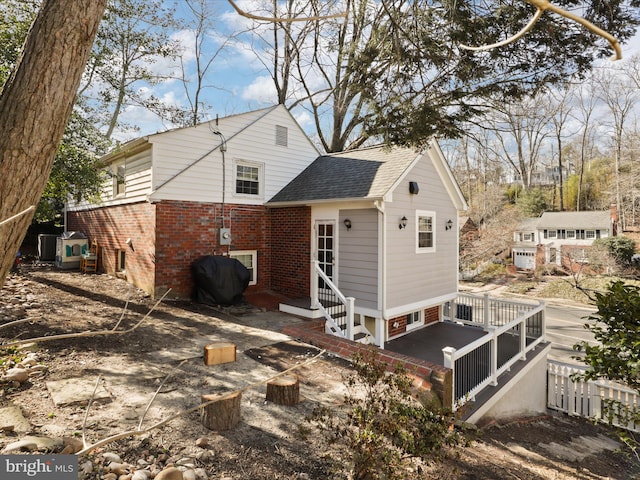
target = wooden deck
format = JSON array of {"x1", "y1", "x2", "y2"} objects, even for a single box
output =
[{"x1": 385, "y1": 321, "x2": 487, "y2": 366}]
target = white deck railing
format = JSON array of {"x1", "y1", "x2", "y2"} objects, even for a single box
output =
[
  {"x1": 443, "y1": 294, "x2": 546, "y2": 409},
  {"x1": 548, "y1": 360, "x2": 640, "y2": 432}
]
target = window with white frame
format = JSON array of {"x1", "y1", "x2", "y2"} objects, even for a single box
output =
[
  {"x1": 586, "y1": 230, "x2": 596, "y2": 240},
  {"x1": 230, "y1": 250, "x2": 257, "y2": 285},
  {"x1": 113, "y1": 163, "x2": 125, "y2": 197},
  {"x1": 547, "y1": 230, "x2": 557, "y2": 239},
  {"x1": 116, "y1": 250, "x2": 126, "y2": 272},
  {"x1": 523, "y1": 232, "x2": 533, "y2": 242},
  {"x1": 566, "y1": 230, "x2": 576, "y2": 239},
  {"x1": 416, "y1": 211, "x2": 435, "y2": 252},
  {"x1": 406, "y1": 311, "x2": 423, "y2": 330},
  {"x1": 235, "y1": 162, "x2": 261, "y2": 196}
]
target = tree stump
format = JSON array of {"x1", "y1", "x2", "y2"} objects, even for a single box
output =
[
  {"x1": 200, "y1": 391, "x2": 241, "y2": 431},
  {"x1": 203, "y1": 342, "x2": 236, "y2": 366},
  {"x1": 266, "y1": 375, "x2": 300, "y2": 406}
]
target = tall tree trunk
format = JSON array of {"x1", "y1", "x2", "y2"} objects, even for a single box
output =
[{"x1": 0, "y1": 0, "x2": 107, "y2": 288}]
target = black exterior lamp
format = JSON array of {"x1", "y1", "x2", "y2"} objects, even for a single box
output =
[
  {"x1": 344, "y1": 218, "x2": 352, "y2": 231},
  {"x1": 399, "y1": 216, "x2": 408, "y2": 230},
  {"x1": 445, "y1": 219, "x2": 453, "y2": 230}
]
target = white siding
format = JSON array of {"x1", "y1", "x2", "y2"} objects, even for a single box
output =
[
  {"x1": 67, "y1": 146, "x2": 152, "y2": 211},
  {"x1": 338, "y1": 208, "x2": 379, "y2": 310},
  {"x1": 384, "y1": 152, "x2": 459, "y2": 314},
  {"x1": 148, "y1": 106, "x2": 319, "y2": 204}
]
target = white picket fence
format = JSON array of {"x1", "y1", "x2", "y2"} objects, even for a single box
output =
[{"x1": 547, "y1": 360, "x2": 640, "y2": 432}]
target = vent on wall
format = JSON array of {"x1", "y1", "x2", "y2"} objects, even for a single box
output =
[{"x1": 275, "y1": 125, "x2": 288, "y2": 147}]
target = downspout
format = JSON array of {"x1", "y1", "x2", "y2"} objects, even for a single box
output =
[{"x1": 374, "y1": 200, "x2": 386, "y2": 348}]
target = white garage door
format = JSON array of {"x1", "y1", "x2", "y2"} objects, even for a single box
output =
[{"x1": 514, "y1": 251, "x2": 536, "y2": 269}]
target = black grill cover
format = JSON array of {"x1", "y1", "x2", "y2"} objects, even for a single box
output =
[{"x1": 192, "y1": 255, "x2": 250, "y2": 306}]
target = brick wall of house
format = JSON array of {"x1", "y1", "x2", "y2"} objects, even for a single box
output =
[
  {"x1": 67, "y1": 202, "x2": 156, "y2": 295},
  {"x1": 388, "y1": 305, "x2": 441, "y2": 338},
  {"x1": 154, "y1": 201, "x2": 270, "y2": 299},
  {"x1": 269, "y1": 206, "x2": 311, "y2": 299}
]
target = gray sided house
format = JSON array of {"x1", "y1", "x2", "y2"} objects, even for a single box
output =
[
  {"x1": 512, "y1": 210, "x2": 617, "y2": 270},
  {"x1": 269, "y1": 143, "x2": 468, "y2": 346}
]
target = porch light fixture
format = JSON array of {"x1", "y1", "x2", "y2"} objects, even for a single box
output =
[
  {"x1": 399, "y1": 216, "x2": 408, "y2": 230},
  {"x1": 344, "y1": 218, "x2": 352, "y2": 231},
  {"x1": 445, "y1": 219, "x2": 453, "y2": 230}
]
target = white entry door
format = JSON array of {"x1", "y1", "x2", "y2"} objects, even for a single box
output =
[{"x1": 316, "y1": 221, "x2": 335, "y2": 286}]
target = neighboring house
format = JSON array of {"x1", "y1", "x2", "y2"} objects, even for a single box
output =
[
  {"x1": 512, "y1": 210, "x2": 617, "y2": 270},
  {"x1": 67, "y1": 106, "x2": 467, "y2": 347},
  {"x1": 459, "y1": 216, "x2": 479, "y2": 243}
]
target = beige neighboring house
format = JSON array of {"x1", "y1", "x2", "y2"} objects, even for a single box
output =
[{"x1": 512, "y1": 210, "x2": 617, "y2": 270}]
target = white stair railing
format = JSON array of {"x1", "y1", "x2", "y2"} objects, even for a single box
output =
[{"x1": 311, "y1": 261, "x2": 355, "y2": 340}]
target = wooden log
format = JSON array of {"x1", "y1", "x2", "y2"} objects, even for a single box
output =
[
  {"x1": 203, "y1": 342, "x2": 236, "y2": 366},
  {"x1": 265, "y1": 375, "x2": 300, "y2": 406},
  {"x1": 200, "y1": 391, "x2": 242, "y2": 431}
]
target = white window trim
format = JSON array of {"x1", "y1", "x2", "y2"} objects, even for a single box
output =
[
  {"x1": 585, "y1": 230, "x2": 596, "y2": 240},
  {"x1": 405, "y1": 310, "x2": 424, "y2": 331},
  {"x1": 116, "y1": 249, "x2": 126, "y2": 272},
  {"x1": 547, "y1": 230, "x2": 557, "y2": 238},
  {"x1": 566, "y1": 229, "x2": 576, "y2": 239},
  {"x1": 230, "y1": 250, "x2": 257, "y2": 286},
  {"x1": 415, "y1": 210, "x2": 436, "y2": 253},
  {"x1": 113, "y1": 163, "x2": 126, "y2": 198},
  {"x1": 233, "y1": 159, "x2": 264, "y2": 199}
]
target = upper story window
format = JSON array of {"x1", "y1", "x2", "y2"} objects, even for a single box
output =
[
  {"x1": 547, "y1": 230, "x2": 557, "y2": 239},
  {"x1": 522, "y1": 232, "x2": 533, "y2": 242},
  {"x1": 586, "y1": 230, "x2": 596, "y2": 240},
  {"x1": 416, "y1": 210, "x2": 435, "y2": 253},
  {"x1": 113, "y1": 163, "x2": 125, "y2": 197},
  {"x1": 275, "y1": 125, "x2": 288, "y2": 147},
  {"x1": 235, "y1": 162, "x2": 261, "y2": 196},
  {"x1": 566, "y1": 230, "x2": 576, "y2": 239}
]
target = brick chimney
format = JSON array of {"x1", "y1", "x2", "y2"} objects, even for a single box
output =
[{"x1": 610, "y1": 204, "x2": 618, "y2": 236}]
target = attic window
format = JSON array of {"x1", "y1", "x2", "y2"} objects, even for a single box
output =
[{"x1": 275, "y1": 125, "x2": 288, "y2": 147}]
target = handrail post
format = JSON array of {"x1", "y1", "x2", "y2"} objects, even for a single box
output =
[
  {"x1": 484, "y1": 293, "x2": 490, "y2": 329},
  {"x1": 442, "y1": 346, "x2": 456, "y2": 409},
  {"x1": 346, "y1": 296, "x2": 355, "y2": 341},
  {"x1": 310, "y1": 260, "x2": 319, "y2": 309},
  {"x1": 519, "y1": 318, "x2": 527, "y2": 360},
  {"x1": 490, "y1": 326, "x2": 498, "y2": 386}
]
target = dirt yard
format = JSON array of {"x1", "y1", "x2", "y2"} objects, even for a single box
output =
[{"x1": 0, "y1": 266, "x2": 638, "y2": 479}]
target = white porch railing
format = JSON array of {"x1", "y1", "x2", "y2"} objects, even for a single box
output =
[
  {"x1": 311, "y1": 261, "x2": 355, "y2": 340},
  {"x1": 442, "y1": 294, "x2": 546, "y2": 409},
  {"x1": 548, "y1": 360, "x2": 640, "y2": 432}
]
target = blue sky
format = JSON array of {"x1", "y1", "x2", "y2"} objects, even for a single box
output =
[{"x1": 110, "y1": 1, "x2": 640, "y2": 144}]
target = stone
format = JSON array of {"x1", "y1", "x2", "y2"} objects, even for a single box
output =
[
  {"x1": 107, "y1": 462, "x2": 129, "y2": 475},
  {"x1": 132, "y1": 470, "x2": 150, "y2": 480},
  {"x1": 103, "y1": 474, "x2": 118, "y2": 480},
  {"x1": 195, "y1": 437, "x2": 208, "y2": 448},
  {"x1": 102, "y1": 452, "x2": 123, "y2": 464},
  {"x1": 81, "y1": 460, "x2": 94, "y2": 475},
  {"x1": 62, "y1": 436, "x2": 84, "y2": 453},
  {"x1": 182, "y1": 469, "x2": 196, "y2": 480},
  {"x1": 193, "y1": 468, "x2": 208, "y2": 480},
  {"x1": 46, "y1": 377, "x2": 111, "y2": 407},
  {"x1": 0, "y1": 405, "x2": 31, "y2": 432},
  {"x1": 4, "y1": 368, "x2": 29, "y2": 383},
  {"x1": 155, "y1": 467, "x2": 183, "y2": 480}
]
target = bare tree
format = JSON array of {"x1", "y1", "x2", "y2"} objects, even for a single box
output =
[
  {"x1": 548, "y1": 85, "x2": 577, "y2": 211},
  {"x1": 0, "y1": 0, "x2": 107, "y2": 288},
  {"x1": 483, "y1": 94, "x2": 554, "y2": 190},
  {"x1": 594, "y1": 68, "x2": 638, "y2": 229}
]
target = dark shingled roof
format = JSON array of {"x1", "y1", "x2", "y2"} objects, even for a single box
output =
[{"x1": 268, "y1": 146, "x2": 420, "y2": 203}]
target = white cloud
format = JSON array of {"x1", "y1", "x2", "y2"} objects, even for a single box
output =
[{"x1": 241, "y1": 75, "x2": 276, "y2": 104}]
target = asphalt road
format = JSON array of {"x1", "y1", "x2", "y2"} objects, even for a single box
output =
[{"x1": 543, "y1": 300, "x2": 598, "y2": 365}]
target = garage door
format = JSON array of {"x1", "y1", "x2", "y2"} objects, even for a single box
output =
[{"x1": 514, "y1": 251, "x2": 536, "y2": 269}]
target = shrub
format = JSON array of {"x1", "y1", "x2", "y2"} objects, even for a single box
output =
[{"x1": 310, "y1": 349, "x2": 470, "y2": 479}]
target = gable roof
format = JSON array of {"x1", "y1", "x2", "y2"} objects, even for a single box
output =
[
  {"x1": 268, "y1": 141, "x2": 468, "y2": 210},
  {"x1": 538, "y1": 211, "x2": 612, "y2": 229},
  {"x1": 268, "y1": 145, "x2": 420, "y2": 204},
  {"x1": 517, "y1": 211, "x2": 613, "y2": 231}
]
